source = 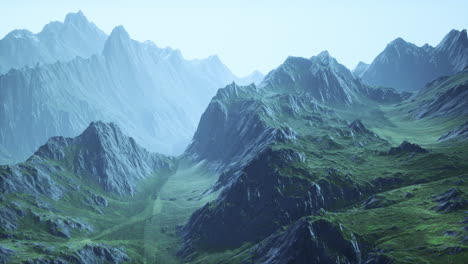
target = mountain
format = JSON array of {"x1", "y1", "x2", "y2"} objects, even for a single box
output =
[
  {"x1": 237, "y1": 70, "x2": 264, "y2": 85},
  {"x1": 398, "y1": 68, "x2": 468, "y2": 119},
  {"x1": 179, "y1": 52, "x2": 468, "y2": 263},
  {"x1": 0, "y1": 121, "x2": 179, "y2": 263},
  {"x1": 1, "y1": 121, "x2": 173, "y2": 198},
  {"x1": 0, "y1": 11, "x2": 107, "y2": 74},
  {"x1": 352, "y1": 61, "x2": 369, "y2": 77},
  {"x1": 0, "y1": 14, "x2": 243, "y2": 164},
  {"x1": 359, "y1": 29, "x2": 468, "y2": 91},
  {"x1": 261, "y1": 51, "x2": 364, "y2": 104}
]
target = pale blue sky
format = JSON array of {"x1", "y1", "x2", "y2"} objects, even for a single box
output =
[{"x1": 1, "y1": 0, "x2": 467, "y2": 76}]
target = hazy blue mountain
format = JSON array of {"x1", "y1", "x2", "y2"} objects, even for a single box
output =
[
  {"x1": 352, "y1": 61, "x2": 369, "y2": 77},
  {"x1": 0, "y1": 15, "x2": 245, "y2": 164},
  {"x1": 1, "y1": 47, "x2": 467, "y2": 263},
  {"x1": 360, "y1": 29, "x2": 468, "y2": 91},
  {"x1": 0, "y1": 11, "x2": 107, "y2": 74},
  {"x1": 237, "y1": 70, "x2": 264, "y2": 85}
]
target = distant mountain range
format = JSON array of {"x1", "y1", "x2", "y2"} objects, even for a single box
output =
[
  {"x1": 355, "y1": 29, "x2": 467, "y2": 92},
  {"x1": 0, "y1": 11, "x2": 107, "y2": 75},
  {"x1": 0, "y1": 11, "x2": 263, "y2": 164}
]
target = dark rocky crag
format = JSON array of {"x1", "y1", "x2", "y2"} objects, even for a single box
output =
[
  {"x1": 248, "y1": 218, "x2": 363, "y2": 264},
  {"x1": 0, "y1": 12, "x2": 245, "y2": 164}
]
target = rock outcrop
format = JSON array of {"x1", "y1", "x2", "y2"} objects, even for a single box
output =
[
  {"x1": 249, "y1": 218, "x2": 363, "y2": 264},
  {"x1": 0, "y1": 16, "x2": 242, "y2": 164},
  {"x1": 387, "y1": 141, "x2": 428, "y2": 155},
  {"x1": 432, "y1": 188, "x2": 467, "y2": 213},
  {"x1": 181, "y1": 148, "x2": 365, "y2": 252}
]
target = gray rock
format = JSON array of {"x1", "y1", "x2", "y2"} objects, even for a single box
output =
[
  {"x1": 0, "y1": 244, "x2": 14, "y2": 264},
  {"x1": 432, "y1": 188, "x2": 468, "y2": 213},
  {"x1": 0, "y1": 207, "x2": 19, "y2": 232},
  {"x1": 32, "y1": 215, "x2": 94, "y2": 239},
  {"x1": 444, "y1": 230, "x2": 460, "y2": 237},
  {"x1": 0, "y1": 160, "x2": 64, "y2": 200},
  {"x1": 363, "y1": 195, "x2": 396, "y2": 209},
  {"x1": 68, "y1": 244, "x2": 129, "y2": 264}
]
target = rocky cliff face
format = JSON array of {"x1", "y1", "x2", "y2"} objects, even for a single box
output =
[
  {"x1": 249, "y1": 218, "x2": 363, "y2": 264},
  {"x1": 404, "y1": 69, "x2": 468, "y2": 119},
  {"x1": 438, "y1": 121, "x2": 468, "y2": 142},
  {"x1": 181, "y1": 148, "x2": 367, "y2": 252},
  {"x1": 185, "y1": 82, "x2": 283, "y2": 172},
  {"x1": 0, "y1": 11, "x2": 107, "y2": 74},
  {"x1": 360, "y1": 29, "x2": 468, "y2": 91},
  {"x1": 0, "y1": 20, "x2": 241, "y2": 164}
]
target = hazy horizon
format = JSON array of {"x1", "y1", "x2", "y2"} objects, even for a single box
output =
[{"x1": 1, "y1": 0, "x2": 467, "y2": 76}]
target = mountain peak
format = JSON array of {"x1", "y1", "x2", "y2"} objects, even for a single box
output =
[
  {"x1": 35, "y1": 121, "x2": 172, "y2": 196},
  {"x1": 436, "y1": 29, "x2": 468, "y2": 71},
  {"x1": 311, "y1": 50, "x2": 339, "y2": 66},
  {"x1": 317, "y1": 50, "x2": 331, "y2": 58},
  {"x1": 437, "y1": 29, "x2": 468, "y2": 49},
  {"x1": 207, "y1": 55, "x2": 222, "y2": 63},
  {"x1": 64, "y1": 10, "x2": 88, "y2": 25},
  {"x1": 80, "y1": 121, "x2": 122, "y2": 140},
  {"x1": 388, "y1": 37, "x2": 411, "y2": 48},
  {"x1": 109, "y1": 25, "x2": 130, "y2": 39},
  {"x1": 103, "y1": 25, "x2": 133, "y2": 57},
  {"x1": 4, "y1": 29, "x2": 35, "y2": 40}
]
